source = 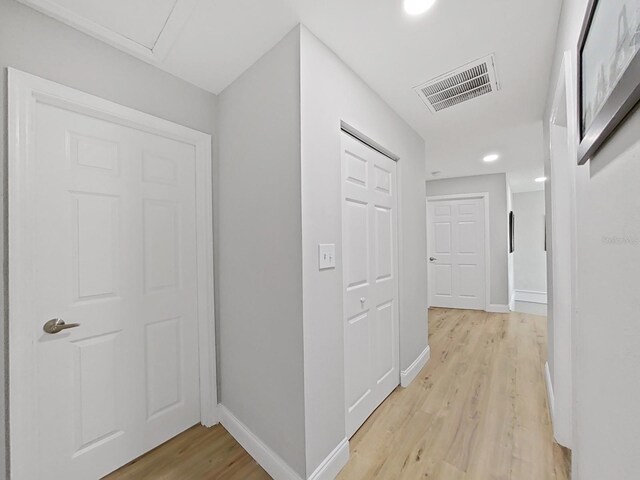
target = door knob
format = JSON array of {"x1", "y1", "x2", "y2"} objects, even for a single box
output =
[
  {"x1": 43, "y1": 318, "x2": 80, "y2": 334},
  {"x1": 429, "y1": 257, "x2": 437, "y2": 262},
  {"x1": 360, "y1": 297, "x2": 366, "y2": 304}
]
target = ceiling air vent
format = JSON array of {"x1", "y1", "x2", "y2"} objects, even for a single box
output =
[{"x1": 414, "y1": 54, "x2": 500, "y2": 113}]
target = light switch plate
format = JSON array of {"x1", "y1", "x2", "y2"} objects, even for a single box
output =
[{"x1": 318, "y1": 244, "x2": 336, "y2": 270}]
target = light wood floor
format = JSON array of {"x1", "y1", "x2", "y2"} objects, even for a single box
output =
[{"x1": 107, "y1": 308, "x2": 570, "y2": 480}]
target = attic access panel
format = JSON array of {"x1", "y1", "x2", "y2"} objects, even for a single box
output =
[{"x1": 17, "y1": 0, "x2": 198, "y2": 61}]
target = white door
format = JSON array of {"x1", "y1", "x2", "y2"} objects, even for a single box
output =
[
  {"x1": 9, "y1": 72, "x2": 211, "y2": 479},
  {"x1": 427, "y1": 198, "x2": 486, "y2": 310},
  {"x1": 341, "y1": 132, "x2": 399, "y2": 439}
]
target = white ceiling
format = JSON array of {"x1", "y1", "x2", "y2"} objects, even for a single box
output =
[
  {"x1": 53, "y1": 0, "x2": 178, "y2": 48},
  {"x1": 25, "y1": 0, "x2": 563, "y2": 192}
]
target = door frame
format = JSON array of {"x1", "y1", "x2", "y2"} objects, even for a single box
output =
[
  {"x1": 545, "y1": 50, "x2": 577, "y2": 448},
  {"x1": 426, "y1": 193, "x2": 491, "y2": 311},
  {"x1": 7, "y1": 68, "x2": 217, "y2": 478}
]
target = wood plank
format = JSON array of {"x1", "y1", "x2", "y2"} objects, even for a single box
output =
[{"x1": 107, "y1": 308, "x2": 570, "y2": 480}]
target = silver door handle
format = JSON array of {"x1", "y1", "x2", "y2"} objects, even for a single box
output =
[
  {"x1": 43, "y1": 318, "x2": 80, "y2": 334},
  {"x1": 429, "y1": 257, "x2": 437, "y2": 262}
]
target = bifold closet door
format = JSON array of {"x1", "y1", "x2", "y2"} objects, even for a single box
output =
[{"x1": 341, "y1": 132, "x2": 400, "y2": 438}]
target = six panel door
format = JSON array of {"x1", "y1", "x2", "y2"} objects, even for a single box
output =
[
  {"x1": 31, "y1": 100, "x2": 201, "y2": 479},
  {"x1": 427, "y1": 198, "x2": 486, "y2": 310},
  {"x1": 341, "y1": 132, "x2": 399, "y2": 439}
]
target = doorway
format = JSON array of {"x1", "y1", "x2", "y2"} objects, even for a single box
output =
[
  {"x1": 511, "y1": 190, "x2": 548, "y2": 316},
  {"x1": 8, "y1": 69, "x2": 217, "y2": 479},
  {"x1": 426, "y1": 194, "x2": 489, "y2": 311},
  {"x1": 340, "y1": 130, "x2": 400, "y2": 439}
]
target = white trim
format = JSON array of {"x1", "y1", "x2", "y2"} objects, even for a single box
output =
[
  {"x1": 195, "y1": 121, "x2": 217, "y2": 428},
  {"x1": 546, "y1": 50, "x2": 577, "y2": 450},
  {"x1": 307, "y1": 438, "x2": 350, "y2": 480},
  {"x1": 486, "y1": 304, "x2": 510, "y2": 313},
  {"x1": 340, "y1": 121, "x2": 400, "y2": 161},
  {"x1": 400, "y1": 346, "x2": 431, "y2": 387},
  {"x1": 8, "y1": 68, "x2": 217, "y2": 478},
  {"x1": 16, "y1": 0, "x2": 198, "y2": 63},
  {"x1": 426, "y1": 193, "x2": 491, "y2": 311},
  {"x1": 220, "y1": 404, "x2": 349, "y2": 480},
  {"x1": 545, "y1": 362, "x2": 555, "y2": 427},
  {"x1": 426, "y1": 192, "x2": 490, "y2": 201},
  {"x1": 514, "y1": 290, "x2": 548, "y2": 304},
  {"x1": 219, "y1": 405, "x2": 303, "y2": 480},
  {"x1": 509, "y1": 290, "x2": 516, "y2": 311}
]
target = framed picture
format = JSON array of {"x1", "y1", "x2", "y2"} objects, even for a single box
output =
[
  {"x1": 578, "y1": 0, "x2": 640, "y2": 164},
  {"x1": 509, "y1": 211, "x2": 515, "y2": 254}
]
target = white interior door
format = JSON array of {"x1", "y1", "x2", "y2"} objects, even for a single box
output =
[
  {"x1": 341, "y1": 132, "x2": 399, "y2": 439},
  {"x1": 9, "y1": 71, "x2": 213, "y2": 480},
  {"x1": 427, "y1": 198, "x2": 486, "y2": 310}
]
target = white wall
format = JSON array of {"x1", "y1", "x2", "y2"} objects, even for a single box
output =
[
  {"x1": 217, "y1": 26, "x2": 428, "y2": 478},
  {"x1": 217, "y1": 27, "x2": 307, "y2": 477},
  {"x1": 546, "y1": 0, "x2": 640, "y2": 477},
  {"x1": 426, "y1": 174, "x2": 510, "y2": 307},
  {"x1": 300, "y1": 26, "x2": 428, "y2": 475},
  {"x1": 0, "y1": 1, "x2": 218, "y2": 477},
  {"x1": 574, "y1": 109, "x2": 640, "y2": 480},
  {"x1": 513, "y1": 191, "x2": 547, "y2": 295}
]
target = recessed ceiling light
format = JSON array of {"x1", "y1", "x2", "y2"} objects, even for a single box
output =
[
  {"x1": 535, "y1": 176, "x2": 548, "y2": 183},
  {"x1": 404, "y1": 0, "x2": 436, "y2": 15},
  {"x1": 483, "y1": 153, "x2": 499, "y2": 162}
]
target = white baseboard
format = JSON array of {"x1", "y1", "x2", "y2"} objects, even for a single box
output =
[
  {"x1": 219, "y1": 404, "x2": 349, "y2": 480},
  {"x1": 307, "y1": 438, "x2": 349, "y2": 480},
  {"x1": 219, "y1": 404, "x2": 302, "y2": 480},
  {"x1": 400, "y1": 346, "x2": 431, "y2": 387},
  {"x1": 486, "y1": 304, "x2": 510, "y2": 313},
  {"x1": 514, "y1": 290, "x2": 548, "y2": 304},
  {"x1": 544, "y1": 362, "x2": 555, "y2": 426}
]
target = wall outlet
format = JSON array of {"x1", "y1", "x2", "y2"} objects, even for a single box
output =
[{"x1": 318, "y1": 244, "x2": 336, "y2": 270}]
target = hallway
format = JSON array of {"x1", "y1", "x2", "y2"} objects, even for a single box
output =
[{"x1": 108, "y1": 308, "x2": 569, "y2": 479}]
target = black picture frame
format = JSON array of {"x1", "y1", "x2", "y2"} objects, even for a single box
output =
[
  {"x1": 577, "y1": 0, "x2": 640, "y2": 164},
  {"x1": 509, "y1": 211, "x2": 515, "y2": 254}
]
